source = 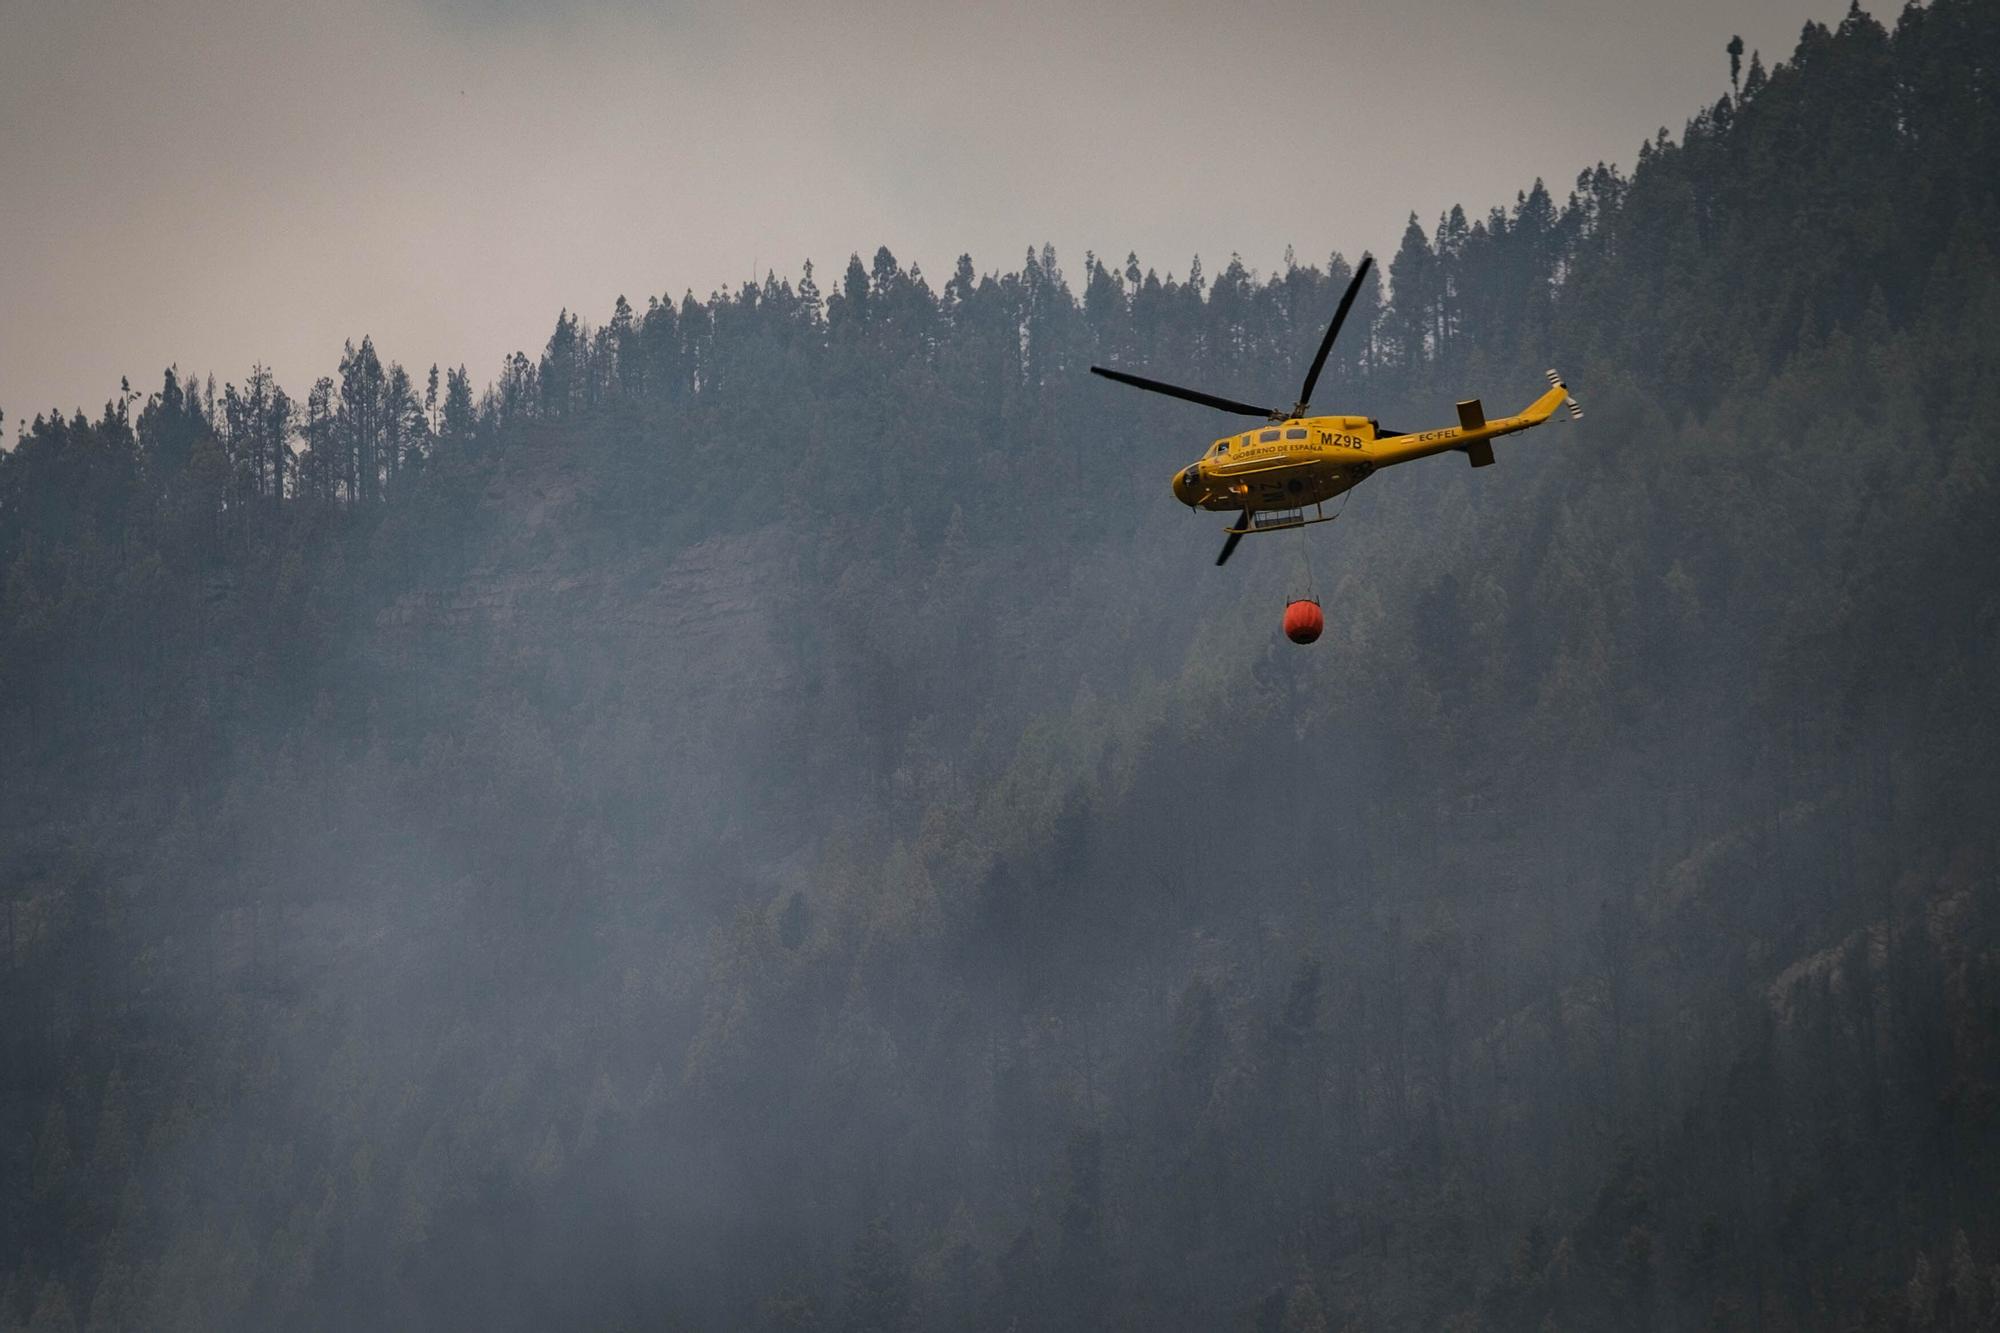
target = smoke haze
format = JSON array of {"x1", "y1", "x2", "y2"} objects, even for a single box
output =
[{"x1": 4, "y1": 0, "x2": 1835, "y2": 420}]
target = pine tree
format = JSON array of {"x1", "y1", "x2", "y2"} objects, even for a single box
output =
[
  {"x1": 840, "y1": 1216, "x2": 910, "y2": 1333},
  {"x1": 441, "y1": 366, "x2": 474, "y2": 443},
  {"x1": 1386, "y1": 213, "x2": 1437, "y2": 370},
  {"x1": 32, "y1": 1101, "x2": 71, "y2": 1204},
  {"x1": 1281, "y1": 1275, "x2": 1330, "y2": 1333},
  {"x1": 1053, "y1": 1127, "x2": 1107, "y2": 1329}
]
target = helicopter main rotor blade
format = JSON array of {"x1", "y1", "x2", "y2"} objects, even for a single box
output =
[
  {"x1": 1216, "y1": 510, "x2": 1251, "y2": 566},
  {"x1": 1090, "y1": 366, "x2": 1278, "y2": 419},
  {"x1": 1295, "y1": 254, "x2": 1373, "y2": 413}
]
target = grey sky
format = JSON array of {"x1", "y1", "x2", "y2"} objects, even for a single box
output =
[{"x1": 2, "y1": 0, "x2": 1840, "y2": 422}]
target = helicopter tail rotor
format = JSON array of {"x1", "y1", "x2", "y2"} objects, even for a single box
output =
[{"x1": 1546, "y1": 369, "x2": 1584, "y2": 422}]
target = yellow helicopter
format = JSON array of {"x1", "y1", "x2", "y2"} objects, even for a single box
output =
[{"x1": 1091, "y1": 256, "x2": 1582, "y2": 564}]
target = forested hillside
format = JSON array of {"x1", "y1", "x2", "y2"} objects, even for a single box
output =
[{"x1": 4, "y1": 4, "x2": 1998, "y2": 1329}]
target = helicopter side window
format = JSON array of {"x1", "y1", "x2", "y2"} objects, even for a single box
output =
[
  {"x1": 1285, "y1": 428, "x2": 1308, "y2": 440},
  {"x1": 1259, "y1": 429, "x2": 1281, "y2": 443},
  {"x1": 1213, "y1": 440, "x2": 1229, "y2": 456}
]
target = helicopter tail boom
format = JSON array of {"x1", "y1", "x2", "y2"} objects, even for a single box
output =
[{"x1": 1367, "y1": 375, "x2": 1576, "y2": 470}]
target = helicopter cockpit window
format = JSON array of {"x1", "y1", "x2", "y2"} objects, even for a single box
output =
[
  {"x1": 1212, "y1": 440, "x2": 1229, "y2": 455},
  {"x1": 1259, "y1": 429, "x2": 1281, "y2": 443},
  {"x1": 1285, "y1": 427, "x2": 1308, "y2": 440}
]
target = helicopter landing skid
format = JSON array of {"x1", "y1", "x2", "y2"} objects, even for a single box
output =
[{"x1": 1225, "y1": 506, "x2": 1341, "y2": 536}]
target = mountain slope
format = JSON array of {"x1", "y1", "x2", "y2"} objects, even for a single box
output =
[{"x1": 3, "y1": 5, "x2": 1999, "y2": 1330}]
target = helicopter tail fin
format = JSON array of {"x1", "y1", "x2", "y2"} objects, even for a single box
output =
[{"x1": 1457, "y1": 400, "x2": 1496, "y2": 466}]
